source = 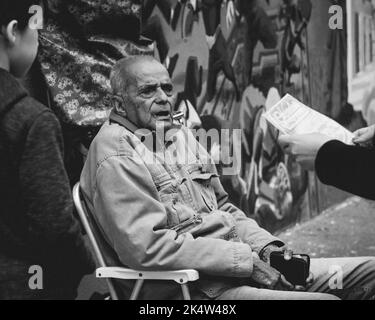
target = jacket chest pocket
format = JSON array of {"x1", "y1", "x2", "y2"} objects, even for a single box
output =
[
  {"x1": 154, "y1": 173, "x2": 196, "y2": 228},
  {"x1": 188, "y1": 165, "x2": 219, "y2": 213},
  {"x1": 154, "y1": 173, "x2": 179, "y2": 227}
]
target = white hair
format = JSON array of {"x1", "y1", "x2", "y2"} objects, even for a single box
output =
[{"x1": 110, "y1": 55, "x2": 157, "y2": 96}]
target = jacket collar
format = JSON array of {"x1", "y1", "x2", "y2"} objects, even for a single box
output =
[
  {"x1": 109, "y1": 109, "x2": 139, "y2": 134},
  {"x1": 0, "y1": 68, "x2": 28, "y2": 118}
]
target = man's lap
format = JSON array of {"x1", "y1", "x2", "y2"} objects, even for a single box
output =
[
  {"x1": 215, "y1": 286, "x2": 338, "y2": 300},
  {"x1": 308, "y1": 256, "x2": 375, "y2": 299},
  {"x1": 214, "y1": 257, "x2": 375, "y2": 300}
]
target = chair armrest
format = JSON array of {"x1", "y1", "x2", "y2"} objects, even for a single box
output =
[{"x1": 96, "y1": 267, "x2": 199, "y2": 284}]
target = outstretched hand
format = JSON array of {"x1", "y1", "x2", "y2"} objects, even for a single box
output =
[
  {"x1": 278, "y1": 133, "x2": 333, "y2": 171},
  {"x1": 353, "y1": 125, "x2": 375, "y2": 146}
]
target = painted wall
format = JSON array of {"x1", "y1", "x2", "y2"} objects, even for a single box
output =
[
  {"x1": 31, "y1": 0, "x2": 364, "y2": 233},
  {"x1": 145, "y1": 0, "x2": 315, "y2": 233}
]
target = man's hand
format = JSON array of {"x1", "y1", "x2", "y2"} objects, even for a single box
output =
[
  {"x1": 305, "y1": 272, "x2": 314, "y2": 288},
  {"x1": 278, "y1": 134, "x2": 333, "y2": 171},
  {"x1": 353, "y1": 125, "x2": 375, "y2": 146},
  {"x1": 260, "y1": 244, "x2": 293, "y2": 264},
  {"x1": 259, "y1": 245, "x2": 315, "y2": 292},
  {"x1": 251, "y1": 254, "x2": 295, "y2": 291}
]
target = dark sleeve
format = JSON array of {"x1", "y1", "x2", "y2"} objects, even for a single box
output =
[
  {"x1": 19, "y1": 111, "x2": 94, "y2": 274},
  {"x1": 315, "y1": 140, "x2": 375, "y2": 200}
]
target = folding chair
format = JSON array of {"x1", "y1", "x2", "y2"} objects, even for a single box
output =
[{"x1": 72, "y1": 183, "x2": 199, "y2": 300}]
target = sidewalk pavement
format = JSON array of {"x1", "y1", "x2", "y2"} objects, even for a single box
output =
[
  {"x1": 78, "y1": 197, "x2": 375, "y2": 299},
  {"x1": 278, "y1": 197, "x2": 375, "y2": 258}
]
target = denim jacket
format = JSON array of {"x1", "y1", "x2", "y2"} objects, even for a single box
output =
[{"x1": 80, "y1": 110, "x2": 283, "y2": 299}]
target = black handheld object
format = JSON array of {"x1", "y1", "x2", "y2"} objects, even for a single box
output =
[{"x1": 270, "y1": 252, "x2": 310, "y2": 286}]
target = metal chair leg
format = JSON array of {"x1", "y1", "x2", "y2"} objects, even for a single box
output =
[
  {"x1": 181, "y1": 283, "x2": 191, "y2": 300},
  {"x1": 106, "y1": 279, "x2": 119, "y2": 300},
  {"x1": 130, "y1": 279, "x2": 144, "y2": 300}
]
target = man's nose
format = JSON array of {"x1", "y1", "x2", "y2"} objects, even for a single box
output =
[{"x1": 155, "y1": 87, "x2": 169, "y2": 104}]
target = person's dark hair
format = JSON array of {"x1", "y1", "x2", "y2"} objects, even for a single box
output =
[{"x1": 0, "y1": 0, "x2": 41, "y2": 30}]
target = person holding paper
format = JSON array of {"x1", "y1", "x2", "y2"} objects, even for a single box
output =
[{"x1": 278, "y1": 125, "x2": 375, "y2": 200}]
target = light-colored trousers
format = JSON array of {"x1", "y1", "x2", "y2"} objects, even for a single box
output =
[{"x1": 210, "y1": 257, "x2": 375, "y2": 300}]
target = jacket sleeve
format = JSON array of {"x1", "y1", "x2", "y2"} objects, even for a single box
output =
[
  {"x1": 93, "y1": 154, "x2": 254, "y2": 278},
  {"x1": 211, "y1": 175, "x2": 284, "y2": 254},
  {"x1": 315, "y1": 140, "x2": 375, "y2": 200},
  {"x1": 19, "y1": 110, "x2": 94, "y2": 273}
]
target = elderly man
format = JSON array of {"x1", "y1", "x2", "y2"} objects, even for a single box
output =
[{"x1": 80, "y1": 56, "x2": 375, "y2": 300}]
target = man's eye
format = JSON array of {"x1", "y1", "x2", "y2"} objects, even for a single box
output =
[
  {"x1": 140, "y1": 87, "x2": 156, "y2": 96},
  {"x1": 162, "y1": 84, "x2": 174, "y2": 95}
]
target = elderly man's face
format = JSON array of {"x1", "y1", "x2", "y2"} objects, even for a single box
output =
[{"x1": 124, "y1": 60, "x2": 176, "y2": 131}]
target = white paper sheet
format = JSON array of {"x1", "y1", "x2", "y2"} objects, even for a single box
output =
[{"x1": 263, "y1": 94, "x2": 354, "y2": 145}]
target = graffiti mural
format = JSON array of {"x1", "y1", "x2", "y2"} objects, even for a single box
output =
[
  {"x1": 26, "y1": 0, "x2": 333, "y2": 233},
  {"x1": 145, "y1": 0, "x2": 313, "y2": 232}
]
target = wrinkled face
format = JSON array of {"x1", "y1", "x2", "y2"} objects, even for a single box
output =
[
  {"x1": 124, "y1": 60, "x2": 176, "y2": 131},
  {"x1": 9, "y1": 25, "x2": 39, "y2": 78}
]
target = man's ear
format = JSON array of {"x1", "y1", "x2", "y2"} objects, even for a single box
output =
[
  {"x1": 112, "y1": 95, "x2": 127, "y2": 116},
  {"x1": 4, "y1": 20, "x2": 18, "y2": 45}
]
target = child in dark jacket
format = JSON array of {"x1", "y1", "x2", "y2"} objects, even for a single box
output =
[{"x1": 0, "y1": 0, "x2": 94, "y2": 299}]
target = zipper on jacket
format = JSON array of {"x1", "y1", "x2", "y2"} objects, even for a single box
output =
[{"x1": 171, "y1": 214, "x2": 203, "y2": 233}]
